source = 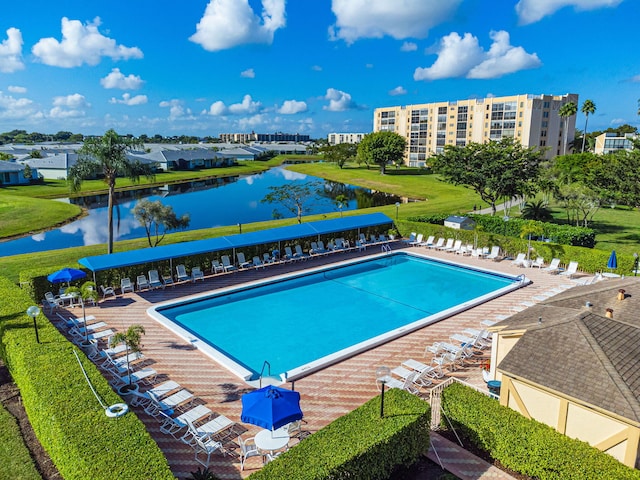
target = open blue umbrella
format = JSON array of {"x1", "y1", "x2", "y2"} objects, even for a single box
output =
[
  {"x1": 607, "y1": 250, "x2": 617, "y2": 271},
  {"x1": 241, "y1": 385, "x2": 303, "y2": 430},
  {"x1": 47, "y1": 267, "x2": 87, "y2": 284}
]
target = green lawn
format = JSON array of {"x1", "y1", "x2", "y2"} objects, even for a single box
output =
[
  {"x1": 0, "y1": 194, "x2": 81, "y2": 238},
  {"x1": 0, "y1": 405, "x2": 42, "y2": 480}
]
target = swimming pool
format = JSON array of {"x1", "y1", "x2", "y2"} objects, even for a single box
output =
[{"x1": 148, "y1": 252, "x2": 526, "y2": 382}]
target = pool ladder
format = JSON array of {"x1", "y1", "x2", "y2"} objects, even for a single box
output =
[
  {"x1": 381, "y1": 243, "x2": 392, "y2": 254},
  {"x1": 259, "y1": 360, "x2": 271, "y2": 388}
]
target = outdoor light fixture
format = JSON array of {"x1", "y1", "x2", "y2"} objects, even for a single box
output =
[
  {"x1": 237, "y1": 223, "x2": 242, "y2": 234},
  {"x1": 395, "y1": 202, "x2": 400, "y2": 220},
  {"x1": 26, "y1": 305, "x2": 41, "y2": 344},
  {"x1": 634, "y1": 253, "x2": 638, "y2": 277},
  {"x1": 376, "y1": 366, "x2": 391, "y2": 418}
]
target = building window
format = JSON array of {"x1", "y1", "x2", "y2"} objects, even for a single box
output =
[{"x1": 543, "y1": 111, "x2": 549, "y2": 118}]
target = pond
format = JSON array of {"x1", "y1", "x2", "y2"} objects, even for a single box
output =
[{"x1": 0, "y1": 167, "x2": 401, "y2": 257}]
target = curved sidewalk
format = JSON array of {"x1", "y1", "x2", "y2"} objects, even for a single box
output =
[{"x1": 428, "y1": 432, "x2": 518, "y2": 480}]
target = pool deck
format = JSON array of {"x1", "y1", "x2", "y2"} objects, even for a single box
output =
[{"x1": 49, "y1": 244, "x2": 587, "y2": 479}]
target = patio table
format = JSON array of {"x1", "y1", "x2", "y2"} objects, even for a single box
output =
[{"x1": 255, "y1": 426, "x2": 289, "y2": 454}]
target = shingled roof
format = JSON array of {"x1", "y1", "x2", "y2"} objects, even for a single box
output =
[{"x1": 497, "y1": 278, "x2": 640, "y2": 424}]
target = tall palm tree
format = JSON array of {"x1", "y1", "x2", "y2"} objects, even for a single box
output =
[
  {"x1": 558, "y1": 102, "x2": 577, "y2": 156},
  {"x1": 68, "y1": 129, "x2": 155, "y2": 254},
  {"x1": 580, "y1": 99, "x2": 596, "y2": 153}
]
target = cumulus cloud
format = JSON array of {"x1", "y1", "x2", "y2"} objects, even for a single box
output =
[
  {"x1": 159, "y1": 99, "x2": 194, "y2": 120},
  {"x1": 109, "y1": 93, "x2": 148, "y2": 105},
  {"x1": 0, "y1": 92, "x2": 42, "y2": 120},
  {"x1": 414, "y1": 30, "x2": 541, "y2": 80},
  {"x1": 389, "y1": 86, "x2": 407, "y2": 96},
  {"x1": 49, "y1": 93, "x2": 90, "y2": 118},
  {"x1": 330, "y1": 0, "x2": 461, "y2": 43},
  {"x1": 238, "y1": 114, "x2": 267, "y2": 130},
  {"x1": 278, "y1": 100, "x2": 307, "y2": 114},
  {"x1": 516, "y1": 0, "x2": 622, "y2": 25},
  {"x1": 8, "y1": 85, "x2": 27, "y2": 93},
  {"x1": 100, "y1": 68, "x2": 144, "y2": 89},
  {"x1": 32, "y1": 17, "x2": 143, "y2": 67},
  {"x1": 229, "y1": 94, "x2": 262, "y2": 114},
  {"x1": 241, "y1": 68, "x2": 255, "y2": 78},
  {"x1": 207, "y1": 100, "x2": 227, "y2": 116},
  {"x1": 0, "y1": 27, "x2": 25, "y2": 73},
  {"x1": 190, "y1": 0, "x2": 286, "y2": 51},
  {"x1": 323, "y1": 88, "x2": 358, "y2": 112},
  {"x1": 400, "y1": 41, "x2": 417, "y2": 52}
]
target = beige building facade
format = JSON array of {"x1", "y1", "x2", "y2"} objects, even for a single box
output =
[
  {"x1": 373, "y1": 93, "x2": 579, "y2": 166},
  {"x1": 327, "y1": 132, "x2": 367, "y2": 145}
]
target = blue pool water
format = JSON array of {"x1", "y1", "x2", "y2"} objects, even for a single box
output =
[{"x1": 151, "y1": 252, "x2": 520, "y2": 381}]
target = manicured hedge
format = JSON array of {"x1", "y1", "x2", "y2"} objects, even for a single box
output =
[
  {"x1": 0, "y1": 276, "x2": 175, "y2": 480},
  {"x1": 407, "y1": 213, "x2": 596, "y2": 248},
  {"x1": 395, "y1": 219, "x2": 637, "y2": 275},
  {"x1": 249, "y1": 389, "x2": 430, "y2": 480},
  {"x1": 442, "y1": 383, "x2": 640, "y2": 480}
]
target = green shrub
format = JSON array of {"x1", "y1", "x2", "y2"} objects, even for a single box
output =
[
  {"x1": 0, "y1": 403, "x2": 42, "y2": 480},
  {"x1": 249, "y1": 389, "x2": 430, "y2": 480},
  {"x1": 0, "y1": 276, "x2": 174, "y2": 480},
  {"x1": 442, "y1": 383, "x2": 640, "y2": 480}
]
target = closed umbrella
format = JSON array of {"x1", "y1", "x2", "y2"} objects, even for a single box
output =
[
  {"x1": 47, "y1": 267, "x2": 87, "y2": 285},
  {"x1": 241, "y1": 385, "x2": 303, "y2": 431},
  {"x1": 607, "y1": 250, "x2": 617, "y2": 271}
]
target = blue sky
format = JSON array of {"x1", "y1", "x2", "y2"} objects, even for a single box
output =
[{"x1": 0, "y1": 0, "x2": 638, "y2": 138}]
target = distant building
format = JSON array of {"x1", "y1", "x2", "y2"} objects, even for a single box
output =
[
  {"x1": 373, "y1": 93, "x2": 579, "y2": 167},
  {"x1": 220, "y1": 132, "x2": 310, "y2": 143},
  {"x1": 0, "y1": 160, "x2": 34, "y2": 185},
  {"x1": 219, "y1": 132, "x2": 258, "y2": 143},
  {"x1": 327, "y1": 133, "x2": 367, "y2": 145},
  {"x1": 594, "y1": 132, "x2": 637, "y2": 154}
]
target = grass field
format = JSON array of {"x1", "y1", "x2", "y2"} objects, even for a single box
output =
[
  {"x1": 0, "y1": 194, "x2": 81, "y2": 238},
  {"x1": 0, "y1": 405, "x2": 42, "y2": 480}
]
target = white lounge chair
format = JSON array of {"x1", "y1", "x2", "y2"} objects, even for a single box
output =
[
  {"x1": 191, "y1": 267, "x2": 205, "y2": 282},
  {"x1": 427, "y1": 237, "x2": 445, "y2": 250},
  {"x1": 486, "y1": 246, "x2": 502, "y2": 261},
  {"x1": 236, "y1": 252, "x2": 252, "y2": 269},
  {"x1": 137, "y1": 275, "x2": 150, "y2": 291},
  {"x1": 437, "y1": 238, "x2": 454, "y2": 251},
  {"x1": 444, "y1": 239, "x2": 461, "y2": 253},
  {"x1": 211, "y1": 260, "x2": 224, "y2": 274},
  {"x1": 559, "y1": 261, "x2": 579, "y2": 278},
  {"x1": 511, "y1": 253, "x2": 529, "y2": 268},
  {"x1": 284, "y1": 246, "x2": 297, "y2": 261},
  {"x1": 401, "y1": 358, "x2": 443, "y2": 379},
  {"x1": 120, "y1": 278, "x2": 134, "y2": 293},
  {"x1": 530, "y1": 257, "x2": 545, "y2": 268},
  {"x1": 543, "y1": 258, "x2": 561, "y2": 274},
  {"x1": 409, "y1": 233, "x2": 423, "y2": 246},
  {"x1": 402, "y1": 232, "x2": 417, "y2": 245},
  {"x1": 294, "y1": 244, "x2": 310, "y2": 261},
  {"x1": 263, "y1": 252, "x2": 276, "y2": 264},
  {"x1": 148, "y1": 270, "x2": 163, "y2": 289},
  {"x1": 176, "y1": 264, "x2": 190, "y2": 282},
  {"x1": 99, "y1": 285, "x2": 116, "y2": 299},
  {"x1": 252, "y1": 256, "x2": 265, "y2": 269},
  {"x1": 418, "y1": 235, "x2": 435, "y2": 247},
  {"x1": 162, "y1": 275, "x2": 174, "y2": 287},
  {"x1": 221, "y1": 255, "x2": 237, "y2": 272}
]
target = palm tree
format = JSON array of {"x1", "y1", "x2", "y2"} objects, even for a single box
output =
[
  {"x1": 109, "y1": 324, "x2": 145, "y2": 392},
  {"x1": 580, "y1": 100, "x2": 596, "y2": 153},
  {"x1": 521, "y1": 199, "x2": 552, "y2": 221},
  {"x1": 69, "y1": 129, "x2": 155, "y2": 254},
  {"x1": 558, "y1": 102, "x2": 577, "y2": 156}
]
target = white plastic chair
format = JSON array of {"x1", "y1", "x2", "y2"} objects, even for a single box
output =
[{"x1": 238, "y1": 436, "x2": 261, "y2": 471}]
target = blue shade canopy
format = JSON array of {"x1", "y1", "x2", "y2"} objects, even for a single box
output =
[
  {"x1": 47, "y1": 267, "x2": 87, "y2": 284},
  {"x1": 79, "y1": 213, "x2": 393, "y2": 272},
  {"x1": 241, "y1": 385, "x2": 303, "y2": 430},
  {"x1": 607, "y1": 250, "x2": 617, "y2": 270}
]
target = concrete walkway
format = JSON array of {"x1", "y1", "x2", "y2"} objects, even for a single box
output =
[{"x1": 428, "y1": 432, "x2": 519, "y2": 480}]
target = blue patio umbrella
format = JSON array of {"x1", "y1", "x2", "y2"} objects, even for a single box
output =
[
  {"x1": 607, "y1": 250, "x2": 617, "y2": 271},
  {"x1": 47, "y1": 267, "x2": 87, "y2": 284},
  {"x1": 241, "y1": 385, "x2": 303, "y2": 431}
]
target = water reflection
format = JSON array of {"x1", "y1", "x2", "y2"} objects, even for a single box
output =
[{"x1": 0, "y1": 167, "x2": 401, "y2": 257}]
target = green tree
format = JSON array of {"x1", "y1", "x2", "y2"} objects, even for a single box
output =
[
  {"x1": 521, "y1": 199, "x2": 552, "y2": 221},
  {"x1": 22, "y1": 164, "x2": 32, "y2": 180},
  {"x1": 520, "y1": 220, "x2": 544, "y2": 261},
  {"x1": 357, "y1": 131, "x2": 406, "y2": 174},
  {"x1": 431, "y1": 137, "x2": 542, "y2": 215},
  {"x1": 580, "y1": 99, "x2": 596, "y2": 153},
  {"x1": 69, "y1": 129, "x2": 156, "y2": 254},
  {"x1": 29, "y1": 149, "x2": 42, "y2": 158},
  {"x1": 0, "y1": 152, "x2": 13, "y2": 160},
  {"x1": 109, "y1": 324, "x2": 145, "y2": 392},
  {"x1": 589, "y1": 149, "x2": 640, "y2": 207},
  {"x1": 556, "y1": 183, "x2": 600, "y2": 227},
  {"x1": 261, "y1": 182, "x2": 320, "y2": 223},
  {"x1": 132, "y1": 199, "x2": 190, "y2": 247},
  {"x1": 559, "y1": 102, "x2": 578, "y2": 155},
  {"x1": 334, "y1": 194, "x2": 349, "y2": 217},
  {"x1": 320, "y1": 143, "x2": 358, "y2": 169}
]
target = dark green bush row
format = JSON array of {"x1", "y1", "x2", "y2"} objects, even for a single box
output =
[
  {"x1": 396, "y1": 219, "x2": 636, "y2": 275},
  {"x1": 407, "y1": 214, "x2": 596, "y2": 248},
  {"x1": 442, "y1": 383, "x2": 640, "y2": 480},
  {"x1": 0, "y1": 276, "x2": 175, "y2": 480},
  {"x1": 249, "y1": 389, "x2": 430, "y2": 480}
]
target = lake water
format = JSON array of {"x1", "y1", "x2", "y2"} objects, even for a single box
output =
[{"x1": 0, "y1": 167, "x2": 400, "y2": 257}]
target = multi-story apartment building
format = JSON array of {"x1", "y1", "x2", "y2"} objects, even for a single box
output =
[
  {"x1": 373, "y1": 93, "x2": 579, "y2": 166},
  {"x1": 219, "y1": 132, "x2": 258, "y2": 143},
  {"x1": 219, "y1": 132, "x2": 311, "y2": 143},
  {"x1": 594, "y1": 132, "x2": 637, "y2": 154},
  {"x1": 327, "y1": 132, "x2": 367, "y2": 145}
]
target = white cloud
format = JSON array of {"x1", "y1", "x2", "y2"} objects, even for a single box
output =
[
  {"x1": 323, "y1": 88, "x2": 358, "y2": 112},
  {"x1": 238, "y1": 113, "x2": 266, "y2": 130},
  {"x1": 190, "y1": 0, "x2": 286, "y2": 51},
  {"x1": 389, "y1": 86, "x2": 407, "y2": 96},
  {"x1": 8, "y1": 85, "x2": 27, "y2": 93},
  {"x1": 0, "y1": 27, "x2": 25, "y2": 73},
  {"x1": 32, "y1": 17, "x2": 143, "y2": 67},
  {"x1": 240, "y1": 68, "x2": 255, "y2": 78},
  {"x1": 159, "y1": 99, "x2": 194, "y2": 120},
  {"x1": 49, "y1": 93, "x2": 90, "y2": 118},
  {"x1": 516, "y1": 0, "x2": 623, "y2": 25},
  {"x1": 229, "y1": 94, "x2": 262, "y2": 114},
  {"x1": 109, "y1": 93, "x2": 148, "y2": 106},
  {"x1": 100, "y1": 68, "x2": 144, "y2": 89},
  {"x1": 330, "y1": 0, "x2": 461, "y2": 43},
  {"x1": 278, "y1": 100, "x2": 307, "y2": 114},
  {"x1": 414, "y1": 30, "x2": 541, "y2": 80},
  {"x1": 0, "y1": 92, "x2": 42, "y2": 120},
  {"x1": 400, "y1": 41, "x2": 417, "y2": 52},
  {"x1": 311, "y1": 65, "x2": 322, "y2": 71},
  {"x1": 630, "y1": 74, "x2": 640, "y2": 82},
  {"x1": 207, "y1": 100, "x2": 227, "y2": 116}
]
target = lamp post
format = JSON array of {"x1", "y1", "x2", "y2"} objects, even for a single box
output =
[
  {"x1": 633, "y1": 253, "x2": 638, "y2": 276},
  {"x1": 376, "y1": 366, "x2": 391, "y2": 418},
  {"x1": 237, "y1": 223, "x2": 242, "y2": 234},
  {"x1": 395, "y1": 202, "x2": 400, "y2": 220},
  {"x1": 26, "y1": 305, "x2": 41, "y2": 344}
]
